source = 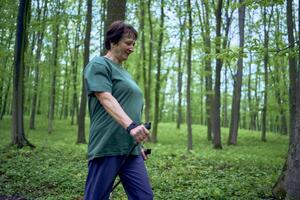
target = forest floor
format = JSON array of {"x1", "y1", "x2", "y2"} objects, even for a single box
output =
[{"x1": 0, "y1": 116, "x2": 288, "y2": 200}]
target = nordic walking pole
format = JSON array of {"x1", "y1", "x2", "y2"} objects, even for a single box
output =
[{"x1": 110, "y1": 122, "x2": 151, "y2": 193}]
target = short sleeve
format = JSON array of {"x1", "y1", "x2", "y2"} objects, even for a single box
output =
[{"x1": 84, "y1": 62, "x2": 112, "y2": 96}]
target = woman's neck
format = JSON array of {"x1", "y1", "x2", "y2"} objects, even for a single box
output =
[{"x1": 104, "y1": 51, "x2": 121, "y2": 64}]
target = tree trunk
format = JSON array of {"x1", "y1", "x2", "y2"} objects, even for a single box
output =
[
  {"x1": 186, "y1": 0, "x2": 193, "y2": 151},
  {"x1": 272, "y1": 0, "x2": 300, "y2": 198},
  {"x1": 261, "y1": 6, "x2": 273, "y2": 142},
  {"x1": 11, "y1": 0, "x2": 34, "y2": 148},
  {"x1": 196, "y1": 0, "x2": 213, "y2": 140},
  {"x1": 99, "y1": 0, "x2": 106, "y2": 54},
  {"x1": 223, "y1": 63, "x2": 228, "y2": 127},
  {"x1": 70, "y1": 0, "x2": 82, "y2": 125},
  {"x1": 176, "y1": 1, "x2": 185, "y2": 129},
  {"x1": 152, "y1": 0, "x2": 164, "y2": 143},
  {"x1": 248, "y1": 52, "x2": 255, "y2": 130},
  {"x1": 0, "y1": 31, "x2": 13, "y2": 120},
  {"x1": 272, "y1": 9, "x2": 288, "y2": 135},
  {"x1": 145, "y1": 0, "x2": 153, "y2": 123},
  {"x1": 29, "y1": 0, "x2": 47, "y2": 129},
  {"x1": 102, "y1": 0, "x2": 126, "y2": 55},
  {"x1": 0, "y1": 70, "x2": 12, "y2": 120},
  {"x1": 48, "y1": 2, "x2": 60, "y2": 134},
  {"x1": 140, "y1": 0, "x2": 148, "y2": 123},
  {"x1": 212, "y1": 0, "x2": 223, "y2": 149},
  {"x1": 77, "y1": 0, "x2": 92, "y2": 144},
  {"x1": 228, "y1": 0, "x2": 245, "y2": 145},
  {"x1": 62, "y1": 20, "x2": 70, "y2": 120}
]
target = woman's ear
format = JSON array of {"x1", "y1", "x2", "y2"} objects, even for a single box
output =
[{"x1": 110, "y1": 42, "x2": 116, "y2": 48}]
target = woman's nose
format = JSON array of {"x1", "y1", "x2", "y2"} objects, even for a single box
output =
[{"x1": 128, "y1": 47, "x2": 134, "y2": 53}]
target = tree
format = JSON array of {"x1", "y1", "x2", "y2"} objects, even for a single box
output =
[
  {"x1": 152, "y1": 0, "x2": 165, "y2": 143},
  {"x1": 176, "y1": 0, "x2": 185, "y2": 129},
  {"x1": 70, "y1": 0, "x2": 83, "y2": 125},
  {"x1": 77, "y1": 0, "x2": 92, "y2": 144},
  {"x1": 139, "y1": 0, "x2": 148, "y2": 124},
  {"x1": 261, "y1": 5, "x2": 273, "y2": 142},
  {"x1": 48, "y1": 0, "x2": 61, "y2": 134},
  {"x1": 272, "y1": 0, "x2": 300, "y2": 198},
  {"x1": 11, "y1": 0, "x2": 34, "y2": 148},
  {"x1": 29, "y1": 0, "x2": 48, "y2": 129},
  {"x1": 228, "y1": 0, "x2": 245, "y2": 145},
  {"x1": 145, "y1": 0, "x2": 154, "y2": 123},
  {"x1": 186, "y1": 0, "x2": 193, "y2": 151},
  {"x1": 211, "y1": 0, "x2": 223, "y2": 149},
  {"x1": 196, "y1": 0, "x2": 213, "y2": 139},
  {"x1": 102, "y1": 0, "x2": 126, "y2": 54}
]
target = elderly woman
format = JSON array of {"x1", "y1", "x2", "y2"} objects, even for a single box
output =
[{"x1": 83, "y1": 21, "x2": 153, "y2": 200}]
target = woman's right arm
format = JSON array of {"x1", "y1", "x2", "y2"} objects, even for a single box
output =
[{"x1": 95, "y1": 92, "x2": 149, "y2": 143}]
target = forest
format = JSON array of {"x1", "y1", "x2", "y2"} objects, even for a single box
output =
[{"x1": 0, "y1": 0, "x2": 300, "y2": 199}]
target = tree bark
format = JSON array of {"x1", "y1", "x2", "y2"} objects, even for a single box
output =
[
  {"x1": 186, "y1": 0, "x2": 193, "y2": 151},
  {"x1": 0, "y1": 31, "x2": 13, "y2": 120},
  {"x1": 228, "y1": 0, "x2": 245, "y2": 145},
  {"x1": 176, "y1": 1, "x2": 185, "y2": 129},
  {"x1": 212, "y1": 0, "x2": 223, "y2": 149},
  {"x1": 273, "y1": 0, "x2": 300, "y2": 198},
  {"x1": 102, "y1": 0, "x2": 126, "y2": 55},
  {"x1": 152, "y1": 0, "x2": 164, "y2": 143},
  {"x1": 11, "y1": 0, "x2": 34, "y2": 148},
  {"x1": 223, "y1": 63, "x2": 228, "y2": 127},
  {"x1": 140, "y1": 0, "x2": 148, "y2": 123},
  {"x1": 48, "y1": 1, "x2": 60, "y2": 134},
  {"x1": 145, "y1": 0, "x2": 153, "y2": 123},
  {"x1": 196, "y1": 0, "x2": 213, "y2": 140},
  {"x1": 77, "y1": 0, "x2": 92, "y2": 144},
  {"x1": 261, "y1": 6, "x2": 273, "y2": 142},
  {"x1": 29, "y1": 0, "x2": 47, "y2": 129},
  {"x1": 70, "y1": 0, "x2": 82, "y2": 125}
]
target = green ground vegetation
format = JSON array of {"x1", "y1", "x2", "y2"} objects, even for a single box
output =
[{"x1": 0, "y1": 116, "x2": 288, "y2": 200}]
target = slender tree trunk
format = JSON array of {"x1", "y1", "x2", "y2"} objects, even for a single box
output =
[
  {"x1": 197, "y1": 0, "x2": 213, "y2": 140},
  {"x1": 140, "y1": 0, "x2": 148, "y2": 123},
  {"x1": 77, "y1": 0, "x2": 92, "y2": 144},
  {"x1": 176, "y1": 2, "x2": 184, "y2": 129},
  {"x1": 62, "y1": 19, "x2": 70, "y2": 119},
  {"x1": 70, "y1": 0, "x2": 82, "y2": 125},
  {"x1": 29, "y1": 0, "x2": 47, "y2": 129},
  {"x1": 25, "y1": 32, "x2": 36, "y2": 115},
  {"x1": 186, "y1": 0, "x2": 193, "y2": 151},
  {"x1": 223, "y1": 63, "x2": 228, "y2": 127},
  {"x1": 159, "y1": 68, "x2": 170, "y2": 122},
  {"x1": 212, "y1": 0, "x2": 223, "y2": 149},
  {"x1": 48, "y1": 2, "x2": 60, "y2": 134},
  {"x1": 261, "y1": 6, "x2": 273, "y2": 142},
  {"x1": 0, "y1": 32, "x2": 13, "y2": 120},
  {"x1": 99, "y1": 0, "x2": 106, "y2": 54},
  {"x1": 11, "y1": 0, "x2": 34, "y2": 148},
  {"x1": 248, "y1": 52, "x2": 254, "y2": 130},
  {"x1": 145, "y1": 0, "x2": 153, "y2": 123},
  {"x1": 228, "y1": 0, "x2": 245, "y2": 145},
  {"x1": 253, "y1": 60, "x2": 261, "y2": 130},
  {"x1": 152, "y1": 0, "x2": 164, "y2": 143}
]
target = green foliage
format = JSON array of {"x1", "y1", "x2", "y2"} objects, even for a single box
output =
[{"x1": 0, "y1": 117, "x2": 288, "y2": 199}]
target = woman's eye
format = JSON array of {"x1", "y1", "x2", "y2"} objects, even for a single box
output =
[{"x1": 125, "y1": 42, "x2": 135, "y2": 46}]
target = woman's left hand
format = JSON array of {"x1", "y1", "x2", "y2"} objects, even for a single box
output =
[{"x1": 141, "y1": 148, "x2": 149, "y2": 160}]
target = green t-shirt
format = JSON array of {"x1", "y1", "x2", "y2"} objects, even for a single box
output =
[{"x1": 84, "y1": 56, "x2": 143, "y2": 160}]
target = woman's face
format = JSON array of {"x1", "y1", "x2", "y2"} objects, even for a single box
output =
[{"x1": 111, "y1": 35, "x2": 136, "y2": 63}]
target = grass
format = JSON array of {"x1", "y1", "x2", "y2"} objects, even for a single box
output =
[{"x1": 0, "y1": 116, "x2": 288, "y2": 199}]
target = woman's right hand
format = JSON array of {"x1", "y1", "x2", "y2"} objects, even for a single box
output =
[{"x1": 129, "y1": 125, "x2": 149, "y2": 143}]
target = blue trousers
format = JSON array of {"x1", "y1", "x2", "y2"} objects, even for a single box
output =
[{"x1": 84, "y1": 155, "x2": 153, "y2": 200}]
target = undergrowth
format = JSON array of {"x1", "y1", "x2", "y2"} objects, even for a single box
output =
[{"x1": 0, "y1": 116, "x2": 288, "y2": 199}]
